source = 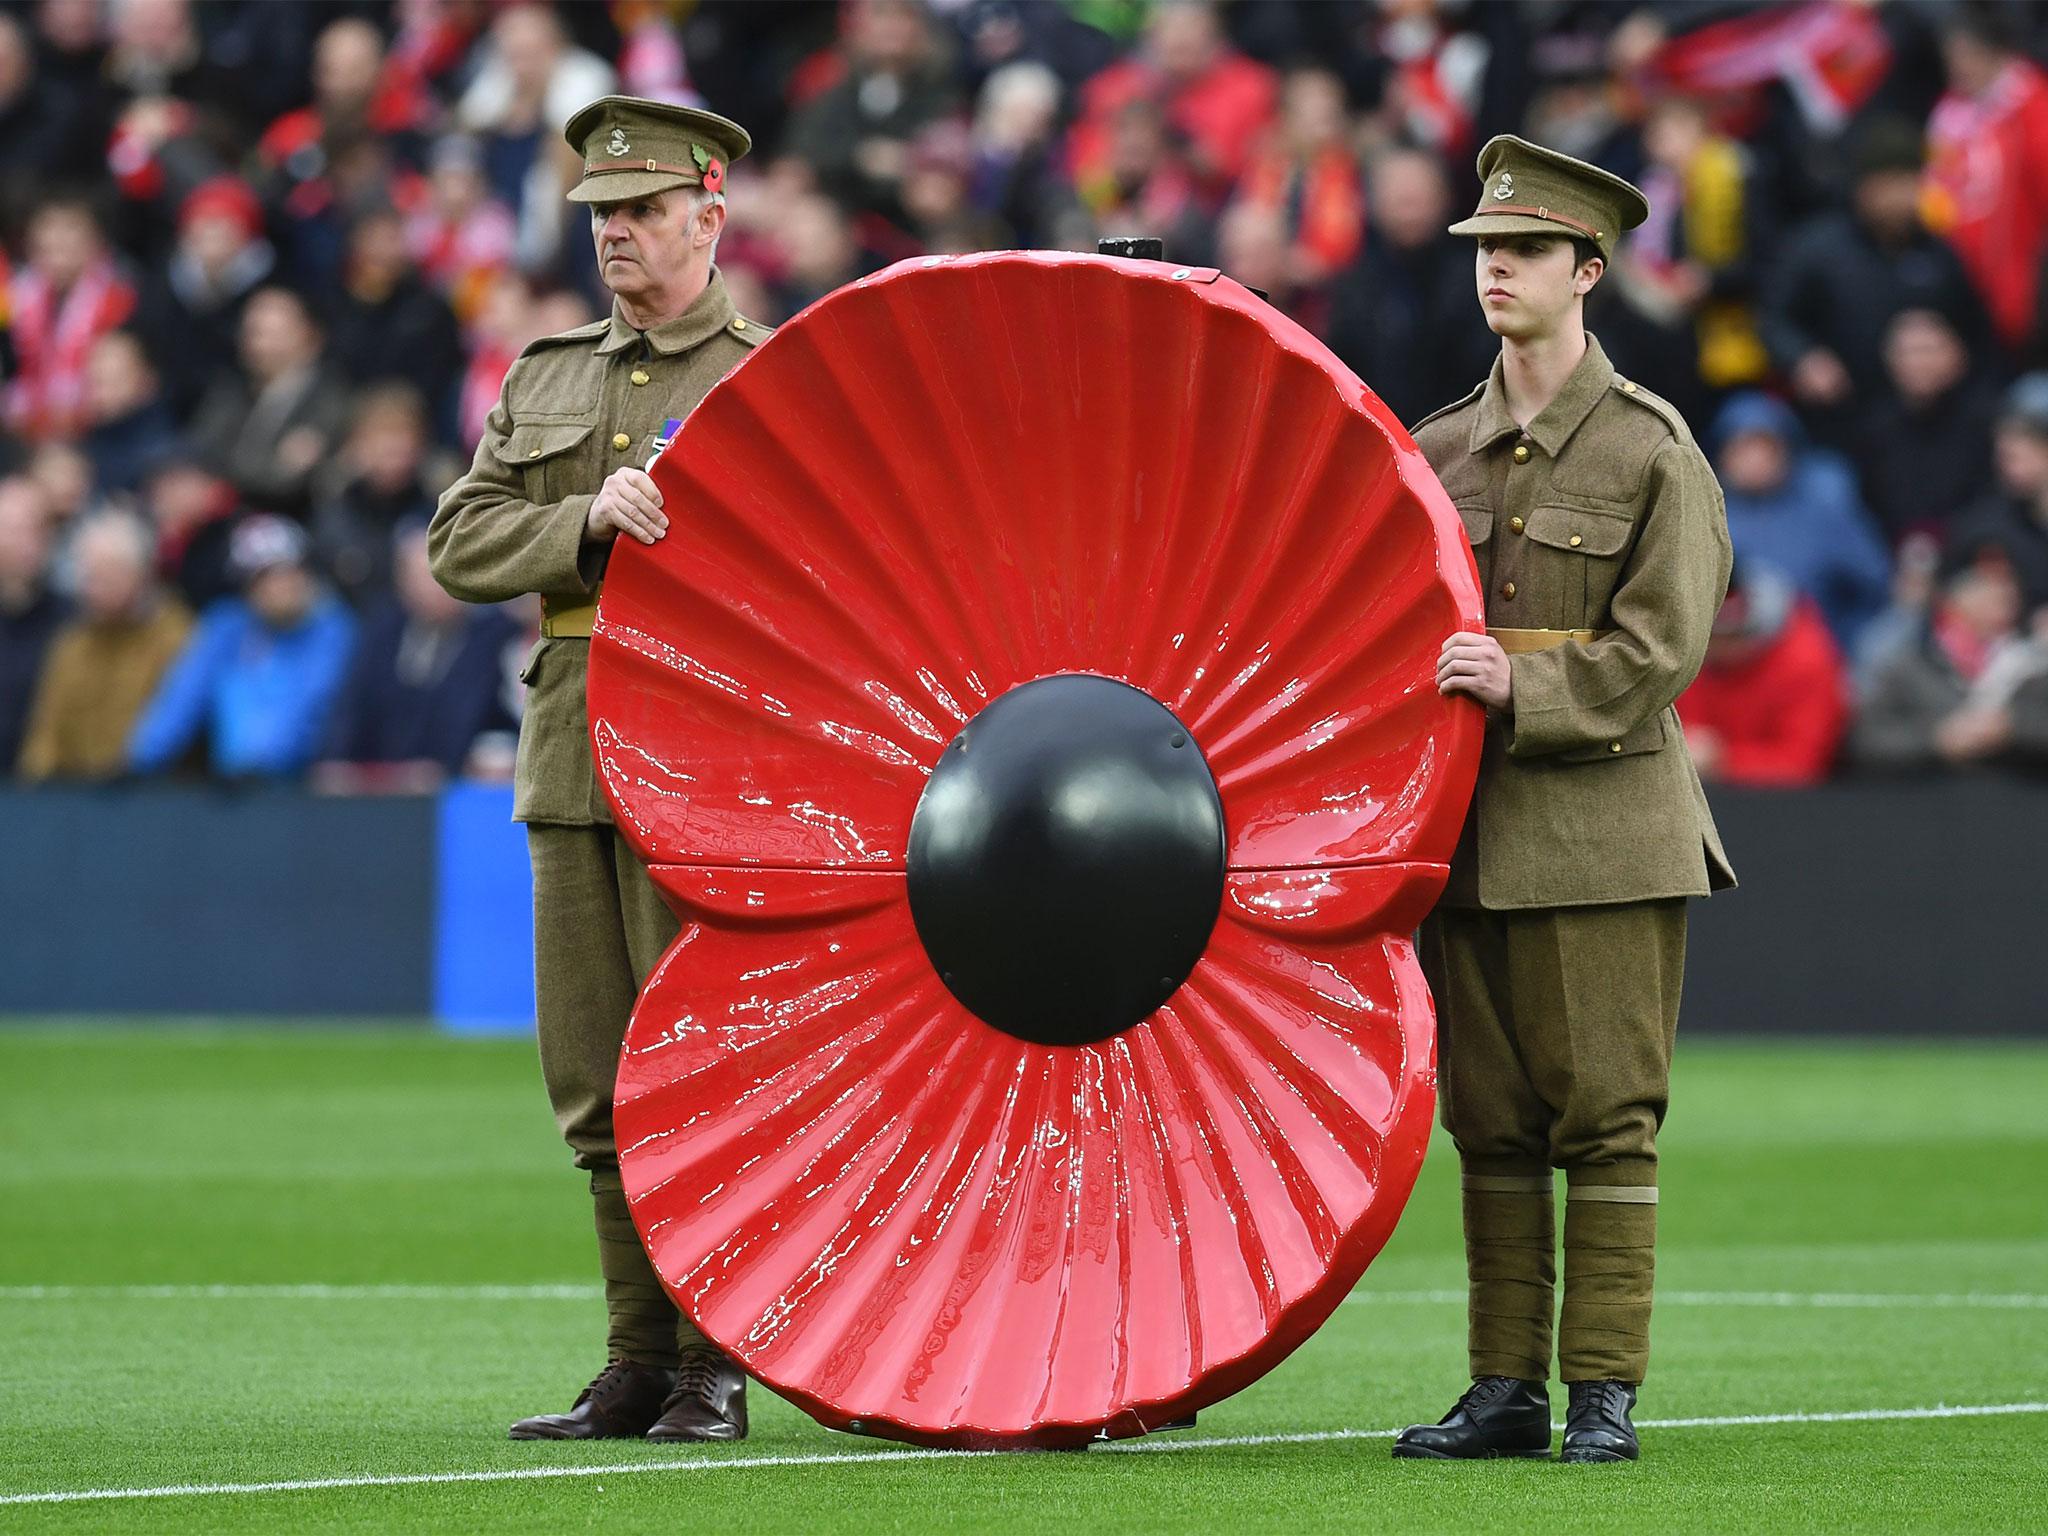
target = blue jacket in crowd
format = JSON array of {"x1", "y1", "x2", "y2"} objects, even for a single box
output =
[
  {"x1": 128, "y1": 594, "x2": 356, "y2": 777},
  {"x1": 1712, "y1": 391, "x2": 1893, "y2": 651}
]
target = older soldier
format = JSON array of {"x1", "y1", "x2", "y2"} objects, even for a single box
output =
[
  {"x1": 430, "y1": 96, "x2": 769, "y2": 1443},
  {"x1": 1395, "y1": 137, "x2": 1737, "y2": 1464}
]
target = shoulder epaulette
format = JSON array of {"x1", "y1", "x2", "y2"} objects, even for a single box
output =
[
  {"x1": 1608, "y1": 374, "x2": 1692, "y2": 441},
  {"x1": 728, "y1": 315, "x2": 773, "y2": 347},
  {"x1": 522, "y1": 318, "x2": 612, "y2": 355},
  {"x1": 1407, "y1": 378, "x2": 1487, "y2": 437}
]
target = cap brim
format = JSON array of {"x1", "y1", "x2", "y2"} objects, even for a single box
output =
[
  {"x1": 1447, "y1": 212, "x2": 1589, "y2": 241},
  {"x1": 567, "y1": 169, "x2": 697, "y2": 205}
]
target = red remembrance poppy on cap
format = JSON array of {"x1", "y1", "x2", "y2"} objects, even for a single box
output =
[{"x1": 588, "y1": 249, "x2": 1485, "y2": 1450}]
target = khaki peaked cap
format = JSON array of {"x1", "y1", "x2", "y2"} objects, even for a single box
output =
[
  {"x1": 563, "y1": 95, "x2": 752, "y2": 205},
  {"x1": 1448, "y1": 134, "x2": 1650, "y2": 259}
]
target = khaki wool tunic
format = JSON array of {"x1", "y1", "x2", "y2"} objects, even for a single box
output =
[
  {"x1": 429, "y1": 269, "x2": 769, "y2": 825},
  {"x1": 1409, "y1": 335, "x2": 1738, "y2": 910}
]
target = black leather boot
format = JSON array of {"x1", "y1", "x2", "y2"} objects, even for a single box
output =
[
  {"x1": 509, "y1": 1360, "x2": 676, "y2": 1440},
  {"x1": 1392, "y1": 1376, "x2": 1552, "y2": 1459},
  {"x1": 646, "y1": 1349, "x2": 748, "y2": 1442},
  {"x1": 1561, "y1": 1379, "x2": 1638, "y2": 1462}
]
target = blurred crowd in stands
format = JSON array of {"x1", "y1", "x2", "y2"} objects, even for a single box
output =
[{"x1": 3, "y1": 0, "x2": 2048, "y2": 792}]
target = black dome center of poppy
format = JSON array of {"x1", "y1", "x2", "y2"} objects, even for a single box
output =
[{"x1": 907, "y1": 674, "x2": 1225, "y2": 1047}]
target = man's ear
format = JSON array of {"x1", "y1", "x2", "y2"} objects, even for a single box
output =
[
  {"x1": 694, "y1": 199, "x2": 727, "y2": 249},
  {"x1": 1575, "y1": 255, "x2": 1605, "y2": 296}
]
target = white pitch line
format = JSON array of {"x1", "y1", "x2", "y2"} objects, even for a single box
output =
[
  {"x1": 2, "y1": 1402, "x2": 2044, "y2": 1508},
  {"x1": 1343, "y1": 1288, "x2": 2048, "y2": 1311},
  {"x1": 6, "y1": 1284, "x2": 2046, "y2": 1310}
]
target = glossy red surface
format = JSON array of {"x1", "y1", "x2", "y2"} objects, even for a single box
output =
[{"x1": 589, "y1": 249, "x2": 1485, "y2": 1449}]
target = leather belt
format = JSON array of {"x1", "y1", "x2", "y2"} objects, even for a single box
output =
[
  {"x1": 1490, "y1": 627, "x2": 1611, "y2": 653},
  {"x1": 540, "y1": 590, "x2": 600, "y2": 638}
]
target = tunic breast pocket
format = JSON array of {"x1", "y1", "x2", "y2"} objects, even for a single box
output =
[
  {"x1": 1454, "y1": 499, "x2": 1494, "y2": 580},
  {"x1": 493, "y1": 417, "x2": 597, "y2": 505},
  {"x1": 1524, "y1": 499, "x2": 1635, "y2": 627}
]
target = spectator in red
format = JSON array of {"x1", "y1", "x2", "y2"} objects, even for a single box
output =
[
  {"x1": 1925, "y1": 9, "x2": 2048, "y2": 355},
  {"x1": 1855, "y1": 307, "x2": 2000, "y2": 547},
  {"x1": 134, "y1": 176, "x2": 275, "y2": 419},
  {"x1": 786, "y1": 0, "x2": 962, "y2": 231},
  {"x1": 1851, "y1": 549, "x2": 2048, "y2": 773},
  {"x1": 188, "y1": 286, "x2": 349, "y2": 517},
  {"x1": 2, "y1": 197, "x2": 136, "y2": 443},
  {"x1": 1067, "y1": 0, "x2": 1277, "y2": 206},
  {"x1": 258, "y1": 16, "x2": 414, "y2": 223},
  {"x1": 1679, "y1": 560, "x2": 1850, "y2": 787},
  {"x1": 402, "y1": 135, "x2": 518, "y2": 325},
  {"x1": 140, "y1": 450, "x2": 240, "y2": 614},
  {"x1": 1236, "y1": 66, "x2": 1364, "y2": 285}
]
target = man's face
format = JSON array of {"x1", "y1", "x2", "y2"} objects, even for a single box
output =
[
  {"x1": 28, "y1": 206, "x2": 99, "y2": 291},
  {"x1": 1993, "y1": 424, "x2": 2048, "y2": 498},
  {"x1": 1475, "y1": 234, "x2": 1596, "y2": 340},
  {"x1": 1720, "y1": 429, "x2": 1790, "y2": 495},
  {"x1": 241, "y1": 292, "x2": 315, "y2": 378},
  {"x1": 1854, "y1": 170, "x2": 1921, "y2": 240},
  {"x1": 0, "y1": 482, "x2": 52, "y2": 586},
  {"x1": 590, "y1": 190, "x2": 708, "y2": 304},
  {"x1": 76, "y1": 526, "x2": 149, "y2": 621},
  {"x1": 1884, "y1": 311, "x2": 1964, "y2": 404},
  {"x1": 248, "y1": 563, "x2": 315, "y2": 628}
]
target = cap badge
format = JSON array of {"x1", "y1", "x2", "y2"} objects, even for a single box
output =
[
  {"x1": 607, "y1": 127, "x2": 630, "y2": 156},
  {"x1": 1493, "y1": 173, "x2": 1514, "y2": 201}
]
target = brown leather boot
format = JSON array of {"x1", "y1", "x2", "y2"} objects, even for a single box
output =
[
  {"x1": 509, "y1": 1361, "x2": 677, "y2": 1440},
  {"x1": 646, "y1": 1350, "x2": 748, "y2": 1442}
]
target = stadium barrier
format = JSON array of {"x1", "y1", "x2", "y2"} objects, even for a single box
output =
[{"x1": 1, "y1": 781, "x2": 2042, "y2": 1035}]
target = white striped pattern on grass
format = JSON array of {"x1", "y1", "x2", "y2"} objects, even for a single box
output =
[
  {"x1": 1, "y1": 1402, "x2": 2043, "y2": 1507},
  {"x1": 4, "y1": 1284, "x2": 2045, "y2": 1309}
]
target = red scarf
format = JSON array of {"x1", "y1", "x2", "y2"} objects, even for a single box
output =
[{"x1": 4, "y1": 257, "x2": 136, "y2": 441}]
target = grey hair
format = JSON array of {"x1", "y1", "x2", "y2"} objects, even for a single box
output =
[{"x1": 73, "y1": 508, "x2": 156, "y2": 570}]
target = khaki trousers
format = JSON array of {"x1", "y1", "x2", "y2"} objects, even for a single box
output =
[
  {"x1": 527, "y1": 822, "x2": 705, "y2": 1366},
  {"x1": 1418, "y1": 899, "x2": 1685, "y2": 1384}
]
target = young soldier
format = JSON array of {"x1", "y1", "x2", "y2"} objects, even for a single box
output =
[
  {"x1": 431, "y1": 97, "x2": 769, "y2": 1442},
  {"x1": 1395, "y1": 136, "x2": 1737, "y2": 1463}
]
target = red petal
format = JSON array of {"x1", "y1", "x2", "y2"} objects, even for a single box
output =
[
  {"x1": 589, "y1": 252, "x2": 1482, "y2": 873},
  {"x1": 615, "y1": 862, "x2": 1436, "y2": 1449}
]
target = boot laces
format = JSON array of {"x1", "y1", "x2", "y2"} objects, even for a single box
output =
[{"x1": 670, "y1": 1350, "x2": 725, "y2": 1405}]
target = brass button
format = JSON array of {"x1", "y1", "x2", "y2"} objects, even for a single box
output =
[
  {"x1": 1609, "y1": 741, "x2": 1623, "y2": 753},
  {"x1": 1622, "y1": 380, "x2": 1638, "y2": 394},
  {"x1": 1569, "y1": 534, "x2": 1583, "y2": 548},
  {"x1": 732, "y1": 317, "x2": 748, "y2": 331},
  {"x1": 1509, "y1": 516, "x2": 1525, "y2": 534},
  {"x1": 630, "y1": 368, "x2": 650, "y2": 386},
  {"x1": 1513, "y1": 444, "x2": 1530, "y2": 463},
  {"x1": 526, "y1": 447, "x2": 541, "y2": 459},
  {"x1": 612, "y1": 432, "x2": 631, "y2": 451},
  {"x1": 1501, "y1": 581, "x2": 1517, "y2": 599}
]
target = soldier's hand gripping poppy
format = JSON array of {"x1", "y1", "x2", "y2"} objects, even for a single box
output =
[{"x1": 587, "y1": 250, "x2": 1486, "y2": 1450}]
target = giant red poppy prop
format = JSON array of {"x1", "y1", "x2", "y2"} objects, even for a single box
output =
[{"x1": 588, "y1": 250, "x2": 1485, "y2": 1450}]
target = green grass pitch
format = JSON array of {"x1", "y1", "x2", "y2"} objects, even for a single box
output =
[{"x1": 1, "y1": 1027, "x2": 2043, "y2": 1534}]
